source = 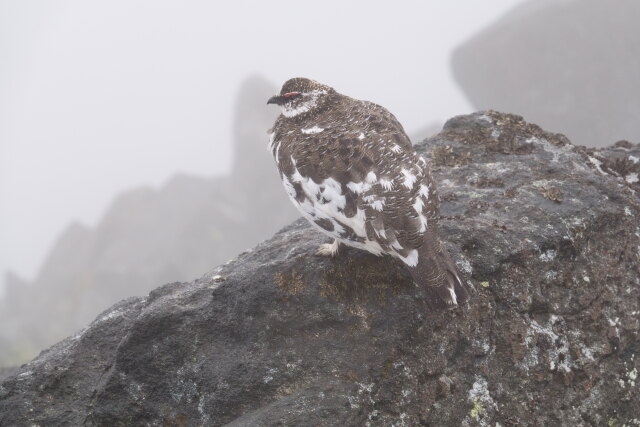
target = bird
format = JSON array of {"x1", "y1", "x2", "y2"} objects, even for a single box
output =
[{"x1": 266, "y1": 77, "x2": 473, "y2": 309}]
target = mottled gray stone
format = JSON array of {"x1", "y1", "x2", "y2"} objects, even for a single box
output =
[{"x1": 1, "y1": 111, "x2": 638, "y2": 426}]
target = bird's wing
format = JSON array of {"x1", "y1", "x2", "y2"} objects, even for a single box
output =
[
  {"x1": 285, "y1": 112, "x2": 438, "y2": 263},
  {"x1": 355, "y1": 127, "x2": 438, "y2": 261}
]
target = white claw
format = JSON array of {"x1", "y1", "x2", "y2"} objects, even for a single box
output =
[{"x1": 316, "y1": 240, "x2": 340, "y2": 257}]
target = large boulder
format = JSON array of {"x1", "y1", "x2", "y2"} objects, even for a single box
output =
[
  {"x1": 452, "y1": 0, "x2": 640, "y2": 148},
  {"x1": 1, "y1": 112, "x2": 638, "y2": 426}
]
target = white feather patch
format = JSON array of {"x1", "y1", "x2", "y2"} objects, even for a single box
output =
[
  {"x1": 284, "y1": 153, "x2": 394, "y2": 257},
  {"x1": 349, "y1": 239, "x2": 384, "y2": 256},
  {"x1": 401, "y1": 168, "x2": 417, "y2": 189},
  {"x1": 365, "y1": 171, "x2": 377, "y2": 183},
  {"x1": 281, "y1": 90, "x2": 328, "y2": 118},
  {"x1": 346, "y1": 181, "x2": 372, "y2": 194},
  {"x1": 370, "y1": 200, "x2": 384, "y2": 211},
  {"x1": 320, "y1": 177, "x2": 346, "y2": 210},
  {"x1": 390, "y1": 239, "x2": 403, "y2": 251},
  {"x1": 301, "y1": 126, "x2": 324, "y2": 134},
  {"x1": 419, "y1": 184, "x2": 430, "y2": 200},
  {"x1": 363, "y1": 194, "x2": 385, "y2": 212},
  {"x1": 379, "y1": 178, "x2": 394, "y2": 191},
  {"x1": 289, "y1": 163, "x2": 370, "y2": 240},
  {"x1": 448, "y1": 287, "x2": 458, "y2": 305},
  {"x1": 397, "y1": 249, "x2": 419, "y2": 267},
  {"x1": 374, "y1": 226, "x2": 387, "y2": 239},
  {"x1": 413, "y1": 195, "x2": 428, "y2": 231},
  {"x1": 274, "y1": 141, "x2": 281, "y2": 164},
  {"x1": 413, "y1": 196, "x2": 424, "y2": 213}
]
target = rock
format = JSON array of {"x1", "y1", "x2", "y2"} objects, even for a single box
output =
[
  {"x1": 0, "y1": 75, "x2": 299, "y2": 367},
  {"x1": 1, "y1": 111, "x2": 638, "y2": 426},
  {"x1": 452, "y1": 0, "x2": 640, "y2": 148}
]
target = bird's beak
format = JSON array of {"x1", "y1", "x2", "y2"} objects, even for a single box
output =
[{"x1": 267, "y1": 95, "x2": 284, "y2": 105}]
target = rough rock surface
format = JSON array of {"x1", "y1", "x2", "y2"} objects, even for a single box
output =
[
  {"x1": 1, "y1": 111, "x2": 639, "y2": 426},
  {"x1": 452, "y1": 0, "x2": 640, "y2": 148}
]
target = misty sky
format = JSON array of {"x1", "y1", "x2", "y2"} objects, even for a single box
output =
[{"x1": 0, "y1": 0, "x2": 525, "y2": 293}]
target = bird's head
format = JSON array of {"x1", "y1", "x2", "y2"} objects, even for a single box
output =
[{"x1": 267, "y1": 77, "x2": 335, "y2": 118}]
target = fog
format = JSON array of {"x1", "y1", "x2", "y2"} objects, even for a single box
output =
[{"x1": 0, "y1": 0, "x2": 523, "y2": 294}]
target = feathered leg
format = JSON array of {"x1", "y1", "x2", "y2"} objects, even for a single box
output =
[{"x1": 316, "y1": 239, "x2": 341, "y2": 257}]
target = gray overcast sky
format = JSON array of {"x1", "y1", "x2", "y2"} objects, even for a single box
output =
[{"x1": 0, "y1": 0, "x2": 524, "y2": 291}]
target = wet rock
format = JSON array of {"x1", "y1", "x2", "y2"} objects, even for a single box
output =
[{"x1": 1, "y1": 111, "x2": 638, "y2": 426}]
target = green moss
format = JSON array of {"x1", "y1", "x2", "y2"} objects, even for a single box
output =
[
  {"x1": 607, "y1": 418, "x2": 617, "y2": 427},
  {"x1": 480, "y1": 281, "x2": 490, "y2": 288}
]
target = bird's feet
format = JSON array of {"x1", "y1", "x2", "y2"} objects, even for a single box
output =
[{"x1": 316, "y1": 239, "x2": 341, "y2": 257}]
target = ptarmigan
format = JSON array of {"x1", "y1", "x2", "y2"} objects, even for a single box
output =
[{"x1": 267, "y1": 77, "x2": 472, "y2": 309}]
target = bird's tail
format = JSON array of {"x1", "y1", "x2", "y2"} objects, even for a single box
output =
[{"x1": 408, "y1": 229, "x2": 473, "y2": 310}]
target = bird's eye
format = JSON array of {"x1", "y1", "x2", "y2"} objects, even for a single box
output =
[{"x1": 283, "y1": 92, "x2": 301, "y2": 98}]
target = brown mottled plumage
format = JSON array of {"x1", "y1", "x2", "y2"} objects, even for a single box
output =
[{"x1": 267, "y1": 78, "x2": 472, "y2": 308}]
